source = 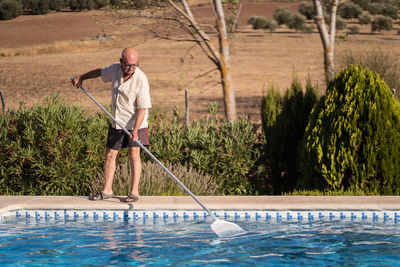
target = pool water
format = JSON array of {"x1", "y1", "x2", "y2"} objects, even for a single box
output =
[{"x1": 1, "y1": 218, "x2": 400, "y2": 266}]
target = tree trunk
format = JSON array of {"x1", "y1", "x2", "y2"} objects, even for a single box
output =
[
  {"x1": 213, "y1": 0, "x2": 237, "y2": 121},
  {"x1": 313, "y1": 0, "x2": 339, "y2": 83}
]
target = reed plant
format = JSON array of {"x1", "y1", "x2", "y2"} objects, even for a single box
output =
[{"x1": 91, "y1": 161, "x2": 222, "y2": 196}]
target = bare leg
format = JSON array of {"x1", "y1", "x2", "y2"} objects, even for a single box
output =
[
  {"x1": 128, "y1": 146, "x2": 141, "y2": 197},
  {"x1": 103, "y1": 147, "x2": 119, "y2": 195}
]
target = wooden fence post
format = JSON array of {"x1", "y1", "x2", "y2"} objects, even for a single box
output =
[
  {"x1": 0, "y1": 90, "x2": 6, "y2": 113},
  {"x1": 185, "y1": 88, "x2": 189, "y2": 129}
]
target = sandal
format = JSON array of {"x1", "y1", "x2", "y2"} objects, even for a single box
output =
[
  {"x1": 89, "y1": 192, "x2": 114, "y2": 201},
  {"x1": 125, "y1": 194, "x2": 139, "y2": 202}
]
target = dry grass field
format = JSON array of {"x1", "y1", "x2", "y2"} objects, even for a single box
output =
[{"x1": 1, "y1": 2, "x2": 400, "y2": 122}]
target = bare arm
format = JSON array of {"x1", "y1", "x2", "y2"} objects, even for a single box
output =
[
  {"x1": 130, "y1": 109, "x2": 147, "y2": 141},
  {"x1": 71, "y1": 68, "x2": 102, "y2": 87}
]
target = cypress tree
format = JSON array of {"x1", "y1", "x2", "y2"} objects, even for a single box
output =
[{"x1": 299, "y1": 65, "x2": 400, "y2": 194}]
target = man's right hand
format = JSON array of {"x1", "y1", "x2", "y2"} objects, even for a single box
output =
[{"x1": 71, "y1": 77, "x2": 82, "y2": 88}]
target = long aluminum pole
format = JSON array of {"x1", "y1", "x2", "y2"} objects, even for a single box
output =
[{"x1": 75, "y1": 82, "x2": 217, "y2": 221}]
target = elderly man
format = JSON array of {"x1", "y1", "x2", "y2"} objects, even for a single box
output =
[{"x1": 72, "y1": 47, "x2": 152, "y2": 202}]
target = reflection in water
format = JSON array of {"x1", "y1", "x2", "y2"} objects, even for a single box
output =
[{"x1": 103, "y1": 223, "x2": 150, "y2": 263}]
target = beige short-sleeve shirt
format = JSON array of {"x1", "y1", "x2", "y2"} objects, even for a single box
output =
[{"x1": 101, "y1": 63, "x2": 152, "y2": 130}]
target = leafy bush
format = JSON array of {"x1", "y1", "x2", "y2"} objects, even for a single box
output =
[
  {"x1": 0, "y1": 96, "x2": 109, "y2": 195},
  {"x1": 298, "y1": 1, "x2": 314, "y2": 20},
  {"x1": 348, "y1": 25, "x2": 360, "y2": 34},
  {"x1": 382, "y1": 4, "x2": 398, "y2": 20},
  {"x1": 69, "y1": 0, "x2": 87, "y2": 10},
  {"x1": 368, "y1": 2, "x2": 398, "y2": 20},
  {"x1": 248, "y1": 15, "x2": 277, "y2": 31},
  {"x1": 273, "y1": 6, "x2": 292, "y2": 26},
  {"x1": 261, "y1": 77, "x2": 319, "y2": 194},
  {"x1": 149, "y1": 110, "x2": 260, "y2": 195},
  {"x1": 0, "y1": 0, "x2": 22, "y2": 20},
  {"x1": 367, "y1": 2, "x2": 385, "y2": 16},
  {"x1": 299, "y1": 65, "x2": 400, "y2": 194},
  {"x1": 27, "y1": 0, "x2": 50, "y2": 15},
  {"x1": 371, "y1": 15, "x2": 393, "y2": 32},
  {"x1": 49, "y1": 0, "x2": 66, "y2": 11},
  {"x1": 336, "y1": 16, "x2": 347, "y2": 31},
  {"x1": 287, "y1": 12, "x2": 307, "y2": 32},
  {"x1": 93, "y1": 0, "x2": 106, "y2": 9},
  {"x1": 358, "y1": 11, "x2": 371, "y2": 24},
  {"x1": 338, "y1": 1, "x2": 363, "y2": 19},
  {"x1": 108, "y1": 0, "x2": 154, "y2": 9},
  {"x1": 351, "y1": 0, "x2": 369, "y2": 10},
  {"x1": 339, "y1": 48, "x2": 400, "y2": 100}
]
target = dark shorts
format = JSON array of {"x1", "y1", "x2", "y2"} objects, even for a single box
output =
[{"x1": 106, "y1": 124, "x2": 149, "y2": 150}]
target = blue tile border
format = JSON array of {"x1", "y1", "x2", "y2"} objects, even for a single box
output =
[{"x1": 2, "y1": 210, "x2": 400, "y2": 224}]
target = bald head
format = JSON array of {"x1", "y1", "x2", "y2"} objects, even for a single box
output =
[
  {"x1": 120, "y1": 47, "x2": 139, "y2": 76},
  {"x1": 121, "y1": 47, "x2": 138, "y2": 63}
]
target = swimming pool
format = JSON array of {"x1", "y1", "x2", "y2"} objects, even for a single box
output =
[{"x1": 1, "y1": 209, "x2": 400, "y2": 265}]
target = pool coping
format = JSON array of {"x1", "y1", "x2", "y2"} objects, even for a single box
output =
[{"x1": 1, "y1": 196, "x2": 400, "y2": 214}]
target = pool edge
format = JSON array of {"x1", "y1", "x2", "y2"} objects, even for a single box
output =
[{"x1": 1, "y1": 196, "x2": 400, "y2": 214}]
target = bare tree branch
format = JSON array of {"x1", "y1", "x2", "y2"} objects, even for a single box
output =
[
  {"x1": 184, "y1": 67, "x2": 219, "y2": 87},
  {"x1": 232, "y1": 0, "x2": 243, "y2": 34},
  {"x1": 167, "y1": 0, "x2": 221, "y2": 66}
]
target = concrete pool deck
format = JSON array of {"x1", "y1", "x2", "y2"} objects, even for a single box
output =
[{"x1": 1, "y1": 196, "x2": 400, "y2": 214}]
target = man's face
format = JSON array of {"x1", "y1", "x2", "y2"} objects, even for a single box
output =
[{"x1": 120, "y1": 58, "x2": 138, "y2": 76}]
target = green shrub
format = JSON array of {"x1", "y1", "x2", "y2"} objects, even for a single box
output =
[
  {"x1": 336, "y1": 16, "x2": 347, "y2": 30},
  {"x1": 86, "y1": 0, "x2": 95, "y2": 10},
  {"x1": 94, "y1": 0, "x2": 106, "y2": 9},
  {"x1": 371, "y1": 15, "x2": 393, "y2": 32},
  {"x1": 149, "y1": 109, "x2": 260, "y2": 195},
  {"x1": 261, "y1": 77, "x2": 319, "y2": 194},
  {"x1": 382, "y1": 4, "x2": 398, "y2": 20},
  {"x1": 338, "y1": 1, "x2": 363, "y2": 19},
  {"x1": 91, "y1": 161, "x2": 222, "y2": 196},
  {"x1": 367, "y1": 2, "x2": 385, "y2": 16},
  {"x1": 49, "y1": 0, "x2": 66, "y2": 11},
  {"x1": 368, "y1": 2, "x2": 398, "y2": 20},
  {"x1": 287, "y1": 12, "x2": 307, "y2": 32},
  {"x1": 298, "y1": 1, "x2": 314, "y2": 20},
  {"x1": 69, "y1": 0, "x2": 85, "y2": 10},
  {"x1": 273, "y1": 6, "x2": 292, "y2": 26},
  {"x1": 299, "y1": 65, "x2": 400, "y2": 194},
  {"x1": 248, "y1": 15, "x2": 277, "y2": 31},
  {"x1": 0, "y1": 0, "x2": 22, "y2": 20},
  {"x1": 27, "y1": 0, "x2": 50, "y2": 14},
  {"x1": 358, "y1": 11, "x2": 371, "y2": 24},
  {"x1": 348, "y1": 25, "x2": 360, "y2": 34},
  {"x1": 351, "y1": 0, "x2": 369, "y2": 10},
  {"x1": 0, "y1": 96, "x2": 108, "y2": 195}
]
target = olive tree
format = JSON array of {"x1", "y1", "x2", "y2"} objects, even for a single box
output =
[{"x1": 162, "y1": 0, "x2": 240, "y2": 121}]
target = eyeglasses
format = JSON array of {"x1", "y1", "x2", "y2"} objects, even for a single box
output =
[{"x1": 121, "y1": 59, "x2": 138, "y2": 69}]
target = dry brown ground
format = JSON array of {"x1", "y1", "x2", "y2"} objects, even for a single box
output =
[{"x1": 1, "y1": 2, "x2": 400, "y2": 122}]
